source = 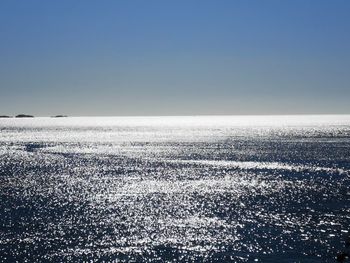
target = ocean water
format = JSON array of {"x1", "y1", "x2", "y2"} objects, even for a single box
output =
[{"x1": 0, "y1": 115, "x2": 349, "y2": 262}]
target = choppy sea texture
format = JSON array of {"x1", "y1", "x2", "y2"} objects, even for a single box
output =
[{"x1": 0, "y1": 115, "x2": 349, "y2": 262}]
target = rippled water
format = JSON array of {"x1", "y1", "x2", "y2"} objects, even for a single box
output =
[{"x1": 0, "y1": 116, "x2": 349, "y2": 262}]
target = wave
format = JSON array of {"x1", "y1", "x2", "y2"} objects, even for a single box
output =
[{"x1": 164, "y1": 159, "x2": 348, "y2": 175}]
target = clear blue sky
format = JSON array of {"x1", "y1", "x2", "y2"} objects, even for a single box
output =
[{"x1": 1, "y1": 0, "x2": 349, "y2": 116}]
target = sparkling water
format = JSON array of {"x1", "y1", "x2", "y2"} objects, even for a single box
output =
[{"x1": 0, "y1": 115, "x2": 349, "y2": 262}]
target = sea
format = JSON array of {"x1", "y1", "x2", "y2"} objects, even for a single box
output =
[{"x1": 0, "y1": 115, "x2": 349, "y2": 262}]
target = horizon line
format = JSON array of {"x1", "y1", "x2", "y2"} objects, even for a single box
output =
[{"x1": 2, "y1": 113, "x2": 350, "y2": 118}]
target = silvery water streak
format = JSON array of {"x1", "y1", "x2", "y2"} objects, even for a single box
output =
[{"x1": 0, "y1": 115, "x2": 349, "y2": 262}]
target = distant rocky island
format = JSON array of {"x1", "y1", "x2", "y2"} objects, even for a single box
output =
[
  {"x1": 0, "y1": 114, "x2": 68, "y2": 118},
  {"x1": 1, "y1": 114, "x2": 35, "y2": 118},
  {"x1": 51, "y1": 115, "x2": 68, "y2": 118},
  {"x1": 15, "y1": 114, "x2": 34, "y2": 118}
]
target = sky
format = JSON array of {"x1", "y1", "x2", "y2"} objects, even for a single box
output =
[{"x1": 0, "y1": 0, "x2": 350, "y2": 116}]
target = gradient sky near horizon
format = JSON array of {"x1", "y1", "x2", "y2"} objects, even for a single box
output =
[{"x1": 1, "y1": 0, "x2": 350, "y2": 116}]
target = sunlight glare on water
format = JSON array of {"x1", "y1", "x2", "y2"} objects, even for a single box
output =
[{"x1": 0, "y1": 115, "x2": 350, "y2": 262}]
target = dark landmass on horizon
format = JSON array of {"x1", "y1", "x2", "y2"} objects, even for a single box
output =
[
  {"x1": 51, "y1": 115, "x2": 68, "y2": 118},
  {"x1": 15, "y1": 114, "x2": 34, "y2": 118}
]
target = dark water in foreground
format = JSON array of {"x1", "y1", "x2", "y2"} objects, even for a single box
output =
[{"x1": 0, "y1": 116, "x2": 349, "y2": 262}]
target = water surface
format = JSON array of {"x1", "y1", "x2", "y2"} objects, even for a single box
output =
[{"x1": 0, "y1": 115, "x2": 349, "y2": 262}]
